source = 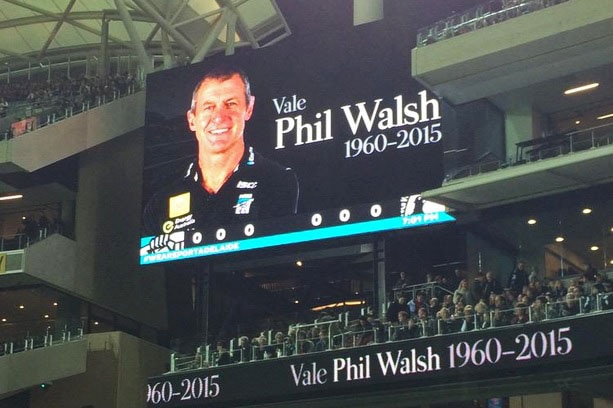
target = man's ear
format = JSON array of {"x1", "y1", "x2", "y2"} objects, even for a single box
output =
[
  {"x1": 245, "y1": 96, "x2": 255, "y2": 121},
  {"x1": 186, "y1": 109, "x2": 196, "y2": 131}
]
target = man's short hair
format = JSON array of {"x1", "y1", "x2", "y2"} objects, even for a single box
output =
[{"x1": 190, "y1": 64, "x2": 252, "y2": 111}]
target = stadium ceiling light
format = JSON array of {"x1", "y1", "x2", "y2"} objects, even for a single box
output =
[
  {"x1": 590, "y1": 245, "x2": 599, "y2": 251},
  {"x1": 527, "y1": 218, "x2": 537, "y2": 225},
  {"x1": 555, "y1": 236, "x2": 565, "y2": 243},
  {"x1": 564, "y1": 82, "x2": 599, "y2": 95},
  {"x1": 582, "y1": 207, "x2": 592, "y2": 214},
  {"x1": 597, "y1": 112, "x2": 613, "y2": 120},
  {"x1": 0, "y1": 194, "x2": 23, "y2": 201}
]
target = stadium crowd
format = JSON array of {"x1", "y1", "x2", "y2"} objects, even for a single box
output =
[
  {"x1": 180, "y1": 263, "x2": 612, "y2": 370},
  {"x1": 1, "y1": 73, "x2": 138, "y2": 137}
]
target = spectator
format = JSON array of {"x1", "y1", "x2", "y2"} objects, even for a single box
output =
[
  {"x1": 510, "y1": 303, "x2": 529, "y2": 325},
  {"x1": 408, "y1": 292, "x2": 427, "y2": 316},
  {"x1": 531, "y1": 296, "x2": 547, "y2": 322},
  {"x1": 453, "y1": 279, "x2": 473, "y2": 306},
  {"x1": 386, "y1": 293, "x2": 409, "y2": 324},
  {"x1": 215, "y1": 341, "x2": 231, "y2": 366},
  {"x1": 482, "y1": 271, "x2": 503, "y2": 300},
  {"x1": 393, "y1": 271, "x2": 409, "y2": 289},
  {"x1": 508, "y1": 260, "x2": 530, "y2": 295},
  {"x1": 460, "y1": 305, "x2": 475, "y2": 332}
]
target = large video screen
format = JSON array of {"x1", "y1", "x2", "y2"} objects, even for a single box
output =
[{"x1": 140, "y1": 8, "x2": 454, "y2": 265}]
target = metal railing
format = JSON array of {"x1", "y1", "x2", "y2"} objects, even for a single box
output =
[
  {"x1": 444, "y1": 122, "x2": 613, "y2": 182},
  {"x1": 166, "y1": 292, "x2": 611, "y2": 373},
  {"x1": 1, "y1": 83, "x2": 142, "y2": 140},
  {"x1": 416, "y1": 0, "x2": 570, "y2": 47},
  {"x1": 0, "y1": 323, "x2": 85, "y2": 357}
]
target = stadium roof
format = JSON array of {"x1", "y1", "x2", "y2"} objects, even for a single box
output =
[{"x1": 0, "y1": 0, "x2": 290, "y2": 76}]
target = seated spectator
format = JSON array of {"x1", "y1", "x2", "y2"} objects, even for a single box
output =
[
  {"x1": 561, "y1": 293, "x2": 580, "y2": 317},
  {"x1": 531, "y1": 296, "x2": 547, "y2": 322},
  {"x1": 416, "y1": 307, "x2": 434, "y2": 337},
  {"x1": 296, "y1": 330, "x2": 314, "y2": 354},
  {"x1": 510, "y1": 303, "x2": 529, "y2": 325},
  {"x1": 460, "y1": 305, "x2": 476, "y2": 332},
  {"x1": 428, "y1": 297, "x2": 441, "y2": 316},
  {"x1": 435, "y1": 307, "x2": 455, "y2": 335},
  {"x1": 366, "y1": 314, "x2": 386, "y2": 343},
  {"x1": 491, "y1": 307, "x2": 511, "y2": 327},
  {"x1": 273, "y1": 331, "x2": 287, "y2": 357},
  {"x1": 386, "y1": 293, "x2": 409, "y2": 324},
  {"x1": 391, "y1": 311, "x2": 419, "y2": 341},
  {"x1": 442, "y1": 294, "x2": 455, "y2": 316},
  {"x1": 352, "y1": 315, "x2": 374, "y2": 346},
  {"x1": 314, "y1": 328, "x2": 330, "y2": 352},
  {"x1": 474, "y1": 300, "x2": 490, "y2": 329},
  {"x1": 408, "y1": 292, "x2": 427, "y2": 316},
  {"x1": 582, "y1": 284, "x2": 604, "y2": 313},
  {"x1": 236, "y1": 335, "x2": 252, "y2": 362},
  {"x1": 215, "y1": 341, "x2": 231, "y2": 366}
]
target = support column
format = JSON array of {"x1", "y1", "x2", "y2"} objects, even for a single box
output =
[
  {"x1": 374, "y1": 238, "x2": 387, "y2": 318},
  {"x1": 192, "y1": 9, "x2": 230, "y2": 63},
  {"x1": 99, "y1": 17, "x2": 109, "y2": 77},
  {"x1": 195, "y1": 263, "x2": 210, "y2": 343},
  {"x1": 114, "y1": 0, "x2": 153, "y2": 74},
  {"x1": 504, "y1": 105, "x2": 545, "y2": 161}
]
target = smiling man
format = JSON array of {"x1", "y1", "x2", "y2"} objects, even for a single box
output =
[{"x1": 142, "y1": 66, "x2": 299, "y2": 251}]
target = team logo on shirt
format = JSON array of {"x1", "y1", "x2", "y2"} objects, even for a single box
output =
[{"x1": 234, "y1": 193, "x2": 254, "y2": 214}]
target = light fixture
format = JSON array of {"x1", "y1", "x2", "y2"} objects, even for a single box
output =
[
  {"x1": 53, "y1": 302, "x2": 58, "y2": 306},
  {"x1": 582, "y1": 208, "x2": 592, "y2": 214},
  {"x1": 43, "y1": 314, "x2": 49, "y2": 319},
  {"x1": 18, "y1": 305, "x2": 25, "y2": 309},
  {"x1": 0, "y1": 194, "x2": 23, "y2": 201},
  {"x1": 590, "y1": 245, "x2": 599, "y2": 251},
  {"x1": 555, "y1": 236, "x2": 565, "y2": 243},
  {"x1": 294, "y1": 300, "x2": 299, "y2": 304},
  {"x1": 610, "y1": 259, "x2": 613, "y2": 265},
  {"x1": 597, "y1": 113, "x2": 613, "y2": 120},
  {"x1": 1, "y1": 318, "x2": 6, "y2": 322},
  {"x1": 564, "y1": 82, "x2": 599, "y2": 95},
  {"x1": 527, "y1": 218, "x2": 537, "y2": 225},
  {"x1": 296, "y1": 260, "x2": 303, "y2": 267},
  {"x1": 575, "y1": 120, "x2": 581, "y2": 125},
  {"x1": 94, "y1": 321, "x2": 99, "y2": 325}
]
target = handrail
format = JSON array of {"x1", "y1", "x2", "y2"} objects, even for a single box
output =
[
  {"x1": 444, "y1": 122, "x2": 613, "y2": 182},
  {"x1": 2, "y1": 82, "x2": 143, "y2": 141},
  {"x1": 167, "y1": 293, "x2": 611, "y2": 373},
  {"x1": 0, "y1": 323, "x2": 85, "y2": 357},
  {"x1": 416, "y1": 0, "x2": 571, "y2": 47}
]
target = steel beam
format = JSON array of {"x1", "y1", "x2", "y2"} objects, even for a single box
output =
[{"x1": 114, "y1": 0, "x2": 153, "y2": 73}]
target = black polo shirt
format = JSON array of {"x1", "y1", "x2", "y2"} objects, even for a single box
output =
[{"x1": 143, "y1": 146, "x2": 299, "y2": 236}]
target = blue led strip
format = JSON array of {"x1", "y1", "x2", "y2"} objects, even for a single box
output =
[{"x1": 140, "y1": 212, "x2": 456, "y2": 265}]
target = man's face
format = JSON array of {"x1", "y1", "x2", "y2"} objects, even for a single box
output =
[{"x1": 187, "y1": 74, "x2": 255, "y2": 156}]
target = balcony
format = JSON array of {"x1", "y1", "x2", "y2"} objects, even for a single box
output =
[{"x1": 411, "y1": 0, "x2": 613, "y2": 105}]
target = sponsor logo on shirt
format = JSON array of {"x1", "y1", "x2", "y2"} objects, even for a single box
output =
[
  {"x1": 168, "y1": 192, "x2": 191, "y2": 218},
  {"x1": 236, "y1": 180, "x2": 258, "y2": 189}
]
